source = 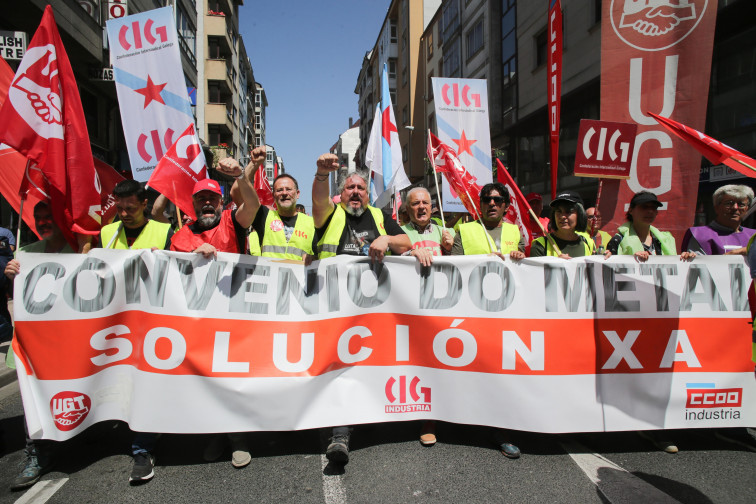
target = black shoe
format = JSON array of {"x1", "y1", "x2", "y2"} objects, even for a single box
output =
[
  {"x1": 326, "y1": 434, "x2": 350, "y2": 464},
  {"x1": 129, "y1": 452, "x2": 155, "y2": 483},
  {"x1": 10, "y1": 454, "x2": 42, "y2": 490}
]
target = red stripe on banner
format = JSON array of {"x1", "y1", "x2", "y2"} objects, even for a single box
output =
[{"x1": 15, "y1": 313, "x2": 752, "y2": 380}]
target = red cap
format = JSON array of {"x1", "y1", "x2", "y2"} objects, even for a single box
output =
[
  {"x1": 192, "y1": 179, "x2": 222, "y2": 196},
  {"x1": 525, "y1": 192, "x2": 542, "y2": 202}
]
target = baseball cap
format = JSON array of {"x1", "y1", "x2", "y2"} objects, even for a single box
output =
[
  {"x1": 630, "y1": 191, "x2": 662, "y2": 208},
  {"x1": 192, "y1": 179, "x2": 222, "y2": 196},
  {"x1": 550, "y1": 190, "x2": 584, "y2": 208},
  {"x1": 525, "y1": 192, "x2": 542, "y2": 202}
]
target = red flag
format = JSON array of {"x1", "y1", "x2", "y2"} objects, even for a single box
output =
[
  {"x1": 147, "y1": 123, "x2": 208, "y2": 221},
  {"x1": 496, "y1": 159, "x2": 540, "y2": 254},
  {"x1": 649, "y1": 112, "x2": 756, "y2": 178},
  {"x1": 428, "y1": 132, "x2": 482, "y2": 219},
  {"x1": 547, "y1": 0, "x2": 563, "y2": 199},
  {"x1": 254, "y1": 165, "x2": 273, "y2": 207},
  {"x1": 0, "y1": 6, "x2": 101, "y2": 247},
  {"x1": 274, "y1": 161, "x2": 279, "y2": 179},
  {"x1": 94, "y1": 158, "x2": 126, "y2": 225}
]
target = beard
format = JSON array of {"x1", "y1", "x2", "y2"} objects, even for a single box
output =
[
  {"x1": 344, "y1": 204, "x2": 366, "y2": 217},
  {"x1": 196, "y1": 205, "x2": 222, "y2": 230}
]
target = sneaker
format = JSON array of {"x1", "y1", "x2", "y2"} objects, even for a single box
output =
[
  {"x1": 326, "y1": 434, "x2": 350, "y2": 464},
  {"x1": 229, "y1": 433, "x2": 251, "y2": 468},
  {"x1": 129, "y1": 452, "x2": 155, "y2": 483},
  {"x1": 638, "y1": 431, "x2": 678, "y2": 454},
  {"x1": 10, "y1": 454, "x2": 42, "y2": 491},
  {"x1": 419, "y1": 421, "x2": 437, "y2": 446},
  {"x1": 499, "y1": 442, "x2": 521, "y2": 459}
]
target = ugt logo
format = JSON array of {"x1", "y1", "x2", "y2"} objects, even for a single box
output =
[
  {"x1": 610, "y1": 0, "x2": 708, "y2": 51},
  {"x1": 384, "y1": 376, "x2": 431, "y2": 414},
  {"x1": 118, "y1": 19, "x2": 168, "y2": 51},
  {"x1": 50, "y1": 391, "x2": 91, "y2": 431}
]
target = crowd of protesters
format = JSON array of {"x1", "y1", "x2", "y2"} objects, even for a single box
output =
[{"x1": 2, "y1": 147, "x2": 755, "y2": 489}]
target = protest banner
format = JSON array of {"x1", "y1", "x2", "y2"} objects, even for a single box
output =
[
  {"x1": 431, "y1": 78, "x2": 492, "y2": 213},
  {"x1": 106, "y1": 7, "x2": 202, "y2": 182},
  {"x1": 599, "y1": 0, "x2": 717, "y2": 243},
  {"x1": 13, "y1": 252, "x2": 755, "y2": 441}
]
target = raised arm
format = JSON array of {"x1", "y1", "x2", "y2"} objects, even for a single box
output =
[
  {"x1": 312, "y1": 153, "x2": 339, "y2": 228},
  {"x1": 219, "y1": 146, "x2": 265, "y2": 229}
]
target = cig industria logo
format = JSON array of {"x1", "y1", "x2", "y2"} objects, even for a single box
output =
[
  {"x1": 610, "y1": 0, "x2": 708, "y2": 51},
  {"x1": 684, "y1": 383, "x2": 742, "y2": 422},
  {"x1": 384, "y1": 375, "x2": 431, "y2": 413}
]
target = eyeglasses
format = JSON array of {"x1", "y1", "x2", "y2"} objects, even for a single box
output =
[
  {"x1": 721, "y1": 200, "x2": 748, "y2": 210},
  {"x1": 587, "y1": 215, "x2": 598, "y2": 220},
  {"x1": 482, "y1": 196, "x2": 506, "y2": 205}
]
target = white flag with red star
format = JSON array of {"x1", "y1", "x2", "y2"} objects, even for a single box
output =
[
  {"x1": 107, "y1": 7, "x2": 197, "y2": 182},
  {"x1": 431, "y1": 78, "x2": 492, "y2": 213}
]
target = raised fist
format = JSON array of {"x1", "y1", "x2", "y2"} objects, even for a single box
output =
[{"x1": 316, "y1": 153, "x2": 339, "y2": 174}]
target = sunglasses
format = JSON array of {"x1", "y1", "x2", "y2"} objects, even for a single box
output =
[{"x1": 482, "y1": 196, "x2": 506, "y2": 205}]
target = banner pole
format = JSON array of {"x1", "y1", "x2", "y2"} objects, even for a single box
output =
[
  {"x1": 428, "y1": 130, "x2": 446, "y2": 228},
  {"x1": 14, "y1": 159, "x2": 32, "y2": 259}
]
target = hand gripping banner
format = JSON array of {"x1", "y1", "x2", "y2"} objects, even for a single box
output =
[{"x1": 12, "y1": 251, "x2": 756, "y2": 440}]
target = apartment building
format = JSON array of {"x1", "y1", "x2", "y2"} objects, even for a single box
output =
[{"x1": 329, "y1": 119, "x2": 361, "y2": 196}]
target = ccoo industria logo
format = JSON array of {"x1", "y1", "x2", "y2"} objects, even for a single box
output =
[
  {"x1": 50, "y1": 391, "x2": 91, "y2": 431},
  {"x1": 384, "y1": 375, "x2": 431, "y2": 414},
  {"x1": 610, "y1": 0, "x2": 709, "y2": 52},
  {"x1": 684, "y1": 383, "x2": 742, "y2": 422}
]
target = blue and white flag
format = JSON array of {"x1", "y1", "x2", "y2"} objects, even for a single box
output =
[
  {"x1": 366, "y1": 63, "x2": 410, "y2": 208},
  {"x1": 107, "y1": 7, "x2": 201, "y2": 182}
]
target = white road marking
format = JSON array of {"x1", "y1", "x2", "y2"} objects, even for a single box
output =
[
  {"x1": 561, "y1": 440, "x2": 682, "y2": 504},
  {"x1": 14, "y1": 478, "x2": 68, "y2": 504},
  {"x1": 320, "y1": 455, "x2": 347, "y2": 504}
]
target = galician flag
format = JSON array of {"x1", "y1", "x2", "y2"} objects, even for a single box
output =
[{"x1": 366, "y1": 63, "x2": 410, "y2": 208}]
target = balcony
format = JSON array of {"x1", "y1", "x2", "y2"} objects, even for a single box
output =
[
  {"x1": 206, "y1": 14, "x2": 233, "y2": 52},
  {"x1": 205, "y1": 59, "x2": 234, "y2": 94},
  {"x1": 205, "y1": 103, "x2": 234, "y2": 135}
]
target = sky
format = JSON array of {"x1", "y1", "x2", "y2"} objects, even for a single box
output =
[{"x1": 239, "y1": 1, "x2": 392, "y2": 212}]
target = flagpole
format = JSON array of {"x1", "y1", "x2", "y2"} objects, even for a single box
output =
[
  {"x1": 14, "y1": 159, "x2": 32, "y2": 259},
  {"x1": 732, "y1": 157, "x2": 756, "y2": 172},
  {"x1": 428, "y1": 129, "x2": 446, "y2": 228},
  {"x1": 104, "y1": 222, "x2": 123, "y2": 249}
]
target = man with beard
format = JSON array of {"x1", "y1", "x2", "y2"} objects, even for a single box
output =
[
  {"x1": 170, "y1": 146, "x2": 265, "y2": 255},
  {"x1": 4, "y1": 201, "x2": 74, "y2": 490},
  {"x1": 101, "y1": 180, "x2": 172, "y2": 250},
  {"x1": 228, "y1": 165, "x2": 313, "y2": 260},
  {"x1": 312, "y1": 153, "x2": 411, "y2": 464}
]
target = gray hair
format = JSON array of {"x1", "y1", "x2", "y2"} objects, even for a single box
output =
[
  {"x1": 406, "y1": 186, "x2": 430, "y2": 202},
  {"x1": 713, "y1": 184, "x2": 754, "y2": 206},
  {"x1": 338, "y1": 171, "x2": 369, "y2": 193}
]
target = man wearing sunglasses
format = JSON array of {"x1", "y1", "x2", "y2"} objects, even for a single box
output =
[
  {"x1": 450, "y1": 182, "x2": 524, "y2": 459},
  {"x1": 451, "y1": 182, "x2": 525, "y2": 260}
]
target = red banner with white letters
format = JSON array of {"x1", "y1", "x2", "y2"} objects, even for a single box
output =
[
  {"x1": 548, "y1": 0, "x2": 562, "y2": 199},
  {"x1": 599, "y1": 0, "x2": 717, "y2": 242},
  {"x1": 11, "y1": 252, "x2": 756, "y2": 440}
]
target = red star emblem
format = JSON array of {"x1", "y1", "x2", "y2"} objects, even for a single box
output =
[
  {"x1": 382, "y1": 107, "x2": 398, "y2": 145},
  {"x1": 134, "y1": 75, "x2": 167, "y2": 108},
  {"x1": 452, "y1": 130, "x2": 477, "y2": 157}
]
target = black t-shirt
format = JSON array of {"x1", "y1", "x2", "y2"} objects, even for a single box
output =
[
  {"x1": 251, "y1": 206, "x2": 303, "y2": 248},
  {"x1": 316, "y1": 207, "x2": 405, "y2": 256}
]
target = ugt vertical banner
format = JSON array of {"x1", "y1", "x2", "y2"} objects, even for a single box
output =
[
  {"x1": 599, "y1": 1, "x2": 717, "y2": 244},
  {"x1": 107, "y1": 7, "x2": 197, "y2": 182},
  {"x1": 547, "y1": 0, "x2": 562, "y2": 200},
  {"x1": 431, "y1": 78, "x2": 492, "y2": 213}
]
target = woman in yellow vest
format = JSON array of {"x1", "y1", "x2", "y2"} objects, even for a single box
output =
[
  {"x1": 605, "y1": 191, "x2": 695, "y2": 262},
  {"x1": 530, "y1": 191, "x2": 598, "y2": 258}
]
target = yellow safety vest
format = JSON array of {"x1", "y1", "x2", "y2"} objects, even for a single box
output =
[
  {"x1": 260, "y1": 210, "x2": 314, "y2": 260},
  {"x1": 248, "y1": 230, "x2": 261, "y2": 256},
  {"x1": 100, "y1": 220, "x2": 172, "y2": 250},
  {"x1": 532, "y1": 231, "x2": 595, "y2": 257},
  {"x1": 317, "y1": 205, "x2": 386, "y2": 259},
  {"x1": 458, "y1": 221, "x2": 521, "y2": 255}
]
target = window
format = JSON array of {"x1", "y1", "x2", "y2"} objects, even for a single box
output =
[
  {"x1": 208, "y1": 82, "x2": 221, "y2": 103},
  {"x1": 402, "y1": 144, "x2": 408, "y2": 162},
  {"x1": 389, "y1": 59, "x2": 397, "y2": 79},
  {"x1": 535, "y1": 30, "x2": 547, "y2": 67},
  {"x1": 176, "y1": 4, "x2": 196, "y2": 66},
  {"x1": 466, "y1": 19, "x2": 484, "y2": 60},
  {"x1": 427, "y1": 71, "x2": 434, "y2": 101},
  {"x1": 443, "y1": 39, "x2": 460, "y2": 77},
  {"x1": 501, "y1": 1, "x2": 517, "y2": 118},
  {"x1": 390, "y1": 20, "x2": 397, "y2": 43},
  {"x1": 402, "y1": 106, "x2": 408, "y2": 125},
  {"x1": 208, "y1": 37, "x2": 221, "y2": 59},
  {"x1": 441, "y1": 1, "x2": 459, "y2": 41},
  {"x1": 427, "y1": 32, "x2": 433, "y2": 59}
]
